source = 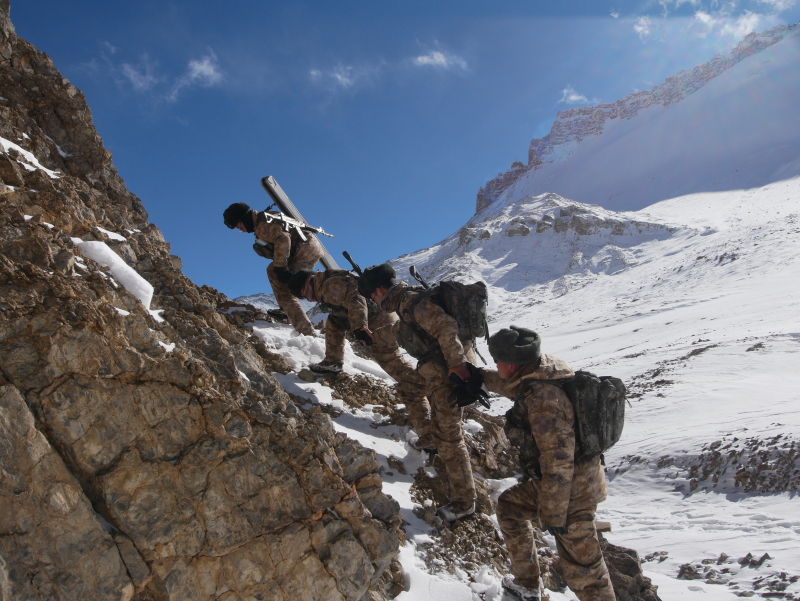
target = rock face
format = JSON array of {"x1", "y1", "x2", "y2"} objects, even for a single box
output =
[
  {"x1": 599, "y1": 535, "x2": 662, "y2": 601},
  {"x1": 0, "y1": 3, "x2": 400, "y2": 600},
  {"x1": 475, "y1": 23, "x2": 797, "y2": 213}
]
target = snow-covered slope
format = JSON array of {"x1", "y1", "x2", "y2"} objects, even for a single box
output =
[
  {"x1": 478, "y1": 24, "x2": 800, "y2": 214},
  {"x1": 392, "y1": 174, "x2": 800, "y2": 598},
  {"x1": 235, "y1": 291, "x2": 280, "y2": 312}
]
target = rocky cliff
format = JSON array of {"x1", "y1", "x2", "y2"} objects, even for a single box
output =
[
  {"x1": 476, "y1": 22, "x2": 798, "y2": 213},
  {"x1": 0, "y1": 3, "x2": 401, "y2": 600}
]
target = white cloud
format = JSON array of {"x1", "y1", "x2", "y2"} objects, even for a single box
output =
[
  {"x1": 309, "y1": 63, "x2": 381, "y2": 91},
  {"x1": 558, "y1": 85, "x2": 591, "y2": 105},
  {"x1": 657, "y1": 0, "x2": 701, "y2": 15},
  {"x1": 755, "y1": 0, "x2": 796, "y2": 11},
  {"x1": 120, "y1": 55, "x2": 161, "y2": 91},
  {"x1": 186, "y1": 54, "x2": 224, "y2": 87},
  {"x1": 634, "y1": 16, "x2": 655, "y2": 40},
  {"x1": 693, "y1": 9, "x2": 764, "y2": 40},
  {"x1": 610, "y1": 10, "x2": 620, "y2": 18},
  {"x1": 168, "y1": 50, "x2": 224, "y2": 101},
  {"x1": 82, "y1": 42, "x2": 224, "y2": 103},
  {"x1": 331, "y1": 64, "x2": 357, "y2": 88},
  {"x1": 412, "y1": 50, "x2": 467, "y2": 70},
  {"x1": 101, "y1": 40, "x2": 118, "y2": 55},
  {"x1": 724, "y1": 11, "x2": 764, "y2": 38}
]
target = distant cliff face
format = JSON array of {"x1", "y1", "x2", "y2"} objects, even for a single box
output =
[
  {"x1": 475, "y1": 23, "x2": 797, "y2": 213},
  {"x1": 0, "y1": 3, "x2": 400, "y2": 601}
]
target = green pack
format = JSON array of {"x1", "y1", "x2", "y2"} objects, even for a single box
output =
[
  {"x1": 398, "y1": 280, "x2": 490, "y2": 361},
  {"x1": 511, "y1": 371, "x2": 626, "y2": 465},
  {"x1": 433, "y1": 280, "x2": 490, "y2": 343},
  {"x1": 555, "y1": 371, "x2": 626, "y2": 457}
]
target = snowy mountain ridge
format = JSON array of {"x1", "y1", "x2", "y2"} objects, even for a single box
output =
[
  {"x1": 477, "y1": 22, "x2": 800, "y2": 213},
  {"x1": 394, "y1": 192, "x2": 679, "y2": 292}
]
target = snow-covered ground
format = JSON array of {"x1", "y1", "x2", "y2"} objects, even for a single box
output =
[{"x1": 248, "y1": 173, "x2": 800, "y2": 600}]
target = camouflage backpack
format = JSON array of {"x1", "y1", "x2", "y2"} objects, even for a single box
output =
[
  {"x1": 555, "y1": 371, "x2": 626, "y2": 457},
  {"x1": 432, "y1": 280, "x2": 490, "y2": 343},
  {"x1": 510, "y1": 370, "x2": 626, "y2": 466},
  {"x1": 316, "y1": 270, "x2": 380, "y2": 318},
  {"x1": 398, "y1": 280, "x2": 490, "y2": 360}
]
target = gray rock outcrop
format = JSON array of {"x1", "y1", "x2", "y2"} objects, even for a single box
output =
[{"x1": 0, "y1": 3, "x2": 400, "y2": 600}]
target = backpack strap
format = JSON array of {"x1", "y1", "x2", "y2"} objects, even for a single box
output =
[{"x1": 399, "y1": 286, "x2": 434, "y2": 322}]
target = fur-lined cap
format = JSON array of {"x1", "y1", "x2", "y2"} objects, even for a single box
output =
[{"x1": 488, "y1": 326, "x2": 541, "y2": 366}]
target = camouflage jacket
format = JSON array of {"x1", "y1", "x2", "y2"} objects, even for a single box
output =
[
  {"x1": 310, "y1": 270, "x2": 369, "y2": 331},
  {"x1": 252, "y1": 210, "x2": 323, "y2": 269},
  {"x1": 484, "y1": 356, "x2": 605, "y2": 526},
  {"x1": 381, "y1": 281, "x2": 468, "y2": 368}
]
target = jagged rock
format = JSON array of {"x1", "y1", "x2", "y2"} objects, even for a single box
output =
[
  {"x1": 553, "y1": 216, "x2": 570, "y2": 232},
  {"x1": 600, "y1": 534, "x2": 662, "y2": 600},
  {"x1": 536, "y1": 214, "x2": 554, "y2": 232},
  {"x1": 505, "y1": 223, "x2": 531, "y2": 237},
  {"x1": 572, "y1": 214, "x2": 599, "y2": 235},
  {"x1": 0, "y1": 2, "x2": 401, "y2": 599}
]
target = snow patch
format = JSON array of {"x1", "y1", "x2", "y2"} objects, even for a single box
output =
[
  {"x1": 0, "y1": 135, "x2": 61, "y2": 178},
  {"x1": 73, "y1": 240, "x2": 153, "y2": 309}
]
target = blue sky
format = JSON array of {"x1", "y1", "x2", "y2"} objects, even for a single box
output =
[{"x1": 12, "y1": 0, "x2": 800, "y2": 299}]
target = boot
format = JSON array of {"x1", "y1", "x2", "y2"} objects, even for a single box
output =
[
  {"x1": 501, "y1": 575, "x2": 541, "y2": 601},
  {"x1": 308, "y1": 361, "x2": 343, "y2": 374},
  {"x1": 436, "y1": 500, "x2": 475, "y2": 522}
]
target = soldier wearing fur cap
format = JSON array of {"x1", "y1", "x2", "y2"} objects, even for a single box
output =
[
  {"x1": 223, "y1": 202, "x2": 323, "y2": 336},
  {"x1": 362, "y1": 263, "x2": 478, "y2": 522},
  {"x1": 482, "y1": 326, "x2": 615, "y2": 601}
]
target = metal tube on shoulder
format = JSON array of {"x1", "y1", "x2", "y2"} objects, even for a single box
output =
[{"x1": 260, "y1": 175, "x2": 339, "y2": 270}]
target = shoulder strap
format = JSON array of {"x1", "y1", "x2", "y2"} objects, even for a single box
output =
[{"x1": 400, "y1": 286, "x2": 437, "y2": 322}]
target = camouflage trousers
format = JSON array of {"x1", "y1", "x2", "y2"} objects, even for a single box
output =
[
  {"x1": 326, "y1": 311, "x2": 433, "y2": 441},
  {"x1": 416, "y1": 348, "x2": 476, "y2": 505},
  {"x1": 267, "y1": 261, "x2": 316, "y2": 336},
  {"x1": 496, "y1": 478, "x2": 615, "y2": 601}
]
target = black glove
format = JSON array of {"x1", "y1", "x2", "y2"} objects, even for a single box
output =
[
  {"x1": 353, "y1": 328, "x2": 373, "y2": 346},
  {"x1": 447, "y1": 363, "x2": 490, "y2": 408},
  {"x1": 545, "y1": 524, "x2": 569, "y2": 536},
  {"x1": 273, "y1": 266, "x2": 292, "y2": 284}
]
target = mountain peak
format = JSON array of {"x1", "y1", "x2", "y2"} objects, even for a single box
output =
[{"x1": 477, "y1": 22, "x2": 800, "y2": 214}]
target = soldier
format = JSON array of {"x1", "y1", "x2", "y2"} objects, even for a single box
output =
[
  {"x1": 360, "y1": 263, "x2": 477, "y2": 522},
  {"x1": 223, "y1": 202, "x2": 323, "y2": 337},
  {"x1": 481, "y1": 326, "x2": 615, "y2": 601},
  {"x1": 288, "y1": 268, "x2": 435, "y2": 448}
]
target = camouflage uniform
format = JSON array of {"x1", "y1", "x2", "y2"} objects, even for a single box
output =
[
  {"x1": 483, "y1": 356, "x2": 615, "y2": 601},
  {"x1": 253, "y1": 210, "x2": 323, "y2": 336},
  {"x1": 378, "y1": 281, "x2": 476, "y2": 506},
  {"x1": 311, "y1": 273, "x2": 433, "y2": 439},
  {"x1": 370, "y1": 311, "x2": 433, "y2": 443}
]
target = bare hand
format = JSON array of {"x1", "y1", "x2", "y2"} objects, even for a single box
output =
[{"x1": 448, "y1": 363, "x2": 470, "y2": 382}]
